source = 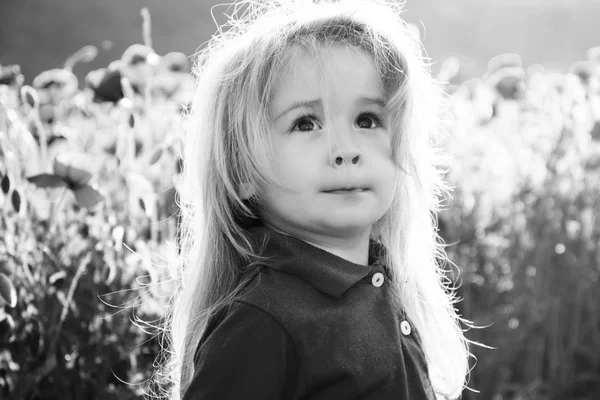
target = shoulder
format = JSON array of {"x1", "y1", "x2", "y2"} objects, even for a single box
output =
[
  {"x1": 188, "y1": 299, "x2": 307, "y2": 399},
  {"x1": 238, "y1": 265, "x2": 324, "y2": 308},
  {"x1": 194, "y1": 298, "x2": 292, "y2": 365},
  {"x1": 193, "y1": 266, "x2": 310, "y2": 365}
]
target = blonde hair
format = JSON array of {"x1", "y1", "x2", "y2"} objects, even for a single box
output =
[{"x1": 153, "y1": 1, "x2": 473, "y2": 398}]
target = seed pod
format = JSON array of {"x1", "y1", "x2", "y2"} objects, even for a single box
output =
[
  {"x1": 138, "y1": 197, "x2": 146, "y2": 212},
  {"x1": 149, "y1": 147, "x2": 163, "y2": 165},
  {"x1": 1, "y1": 175, "x2": 9, "y2": 194},
  {"x1": 20, "y1": 85, "x2": 39, "y2": 108},
  {"x1": 0, "y1": 273, "x2": 17, "y2": 308},
  {"x1": 11, "y1": 190, "x2": 21, "y2": 213}
]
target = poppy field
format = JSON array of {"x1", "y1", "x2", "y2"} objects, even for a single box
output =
[{"x1": 1, "y1": 14, "x2": 600, "y2": 400}]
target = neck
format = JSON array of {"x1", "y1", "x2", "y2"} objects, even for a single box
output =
[{"x1": 265, "y1": 223, "x2": 372, "y2": 266}]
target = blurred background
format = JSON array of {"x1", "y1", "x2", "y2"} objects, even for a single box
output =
[
  {"x1": 2, "y1": 0, "x2": 600, "y2": 81},
  {"x1": 1, "y1": 0, "x2": 600, "y2": 399}
]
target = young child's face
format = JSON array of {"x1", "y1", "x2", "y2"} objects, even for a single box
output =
[{"x1": 258, "y1": 44, "x2": 398, "y2": 240}]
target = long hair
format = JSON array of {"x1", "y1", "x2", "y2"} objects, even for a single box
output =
[{"x1": 153, "y1": 1, "x2": 473, "y2": 398}]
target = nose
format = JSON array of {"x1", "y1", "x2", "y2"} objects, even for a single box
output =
[{"x1": 330, "y1": 129, "x2": 361, "y2": 167}]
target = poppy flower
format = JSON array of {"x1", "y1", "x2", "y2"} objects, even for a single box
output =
[
  {"x1": 569, "y1": 60, "x2": 599, "y2": 87},
  {"x1": 487, "y1": 66, "x2": 525, "y2": 100},
  {"x1": 26, "y1": 152, "x2": 104, "y2": 209},
  {"x1": 121, "y1": 44, "x2": 159, "y2": 67},
  {"x1": 120, "y1": 44, "x2": 160, "y2": 93},
  {"x1": 487, "y1": 53, "x2": 522, "y2": 75},
  {"x1": 32, "y1": 68, "x2": 78, "y2": 104},
  {"x1": 85, "y1": 63, "x2": 124, "y2": 104},
  {"x1": 161, "y1": 51, "x2": 189, "y2": 73},
  {"x1": 151, "y1": 51, "x2": 194, "y2": 107}
]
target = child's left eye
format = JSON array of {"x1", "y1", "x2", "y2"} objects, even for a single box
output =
[{"x1": 356, "y1": 113, "x2": 382, "y2": 129}]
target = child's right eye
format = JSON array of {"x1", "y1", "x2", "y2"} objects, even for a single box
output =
[{"x1": 291, "y1": 116, "x2": 322, "y2": 132}]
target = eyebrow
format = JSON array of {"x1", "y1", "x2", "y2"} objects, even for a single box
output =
[{"x1": 273, "y1": 97, "x2": 386, "y2": 122}]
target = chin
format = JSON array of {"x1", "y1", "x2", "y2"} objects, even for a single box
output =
[{"x1": 319, "y1": 217, "x2": 375, "y2": 234}]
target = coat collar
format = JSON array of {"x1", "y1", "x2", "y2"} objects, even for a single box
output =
[{"x1": 247, "y1": 225, "x2": 389, "y2": 299}]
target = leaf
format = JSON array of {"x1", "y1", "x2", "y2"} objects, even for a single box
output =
[
  {"x1": 73, "y1": 185, "x2": 104, "y2": 208},
  {"x1": 0, "y1": 273, "x2": 17, "y2": 308},
  {"x1": 1, "y1": 175, "x2": 9, "y2": 194},
  {"x1": 11, "y1": 190, "x2": 21, "y2": 213},
  {"x1": 27, "y1": 174, "x2": 69, "y2": 189}
]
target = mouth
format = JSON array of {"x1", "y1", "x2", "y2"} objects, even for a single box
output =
[{"x1": 323, "y1": 188, "x2": 369, "y2": 194}]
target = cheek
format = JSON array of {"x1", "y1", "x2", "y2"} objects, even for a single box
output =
[
  {"x1": 369, "y1": 142, "x2": 399, "y2": 197},
  {"x1": 271, "y1": 144, "x2": 318, "y2": 190},
  {"x1": 357, "y1": 129, "x2": 393, "y2": 158},
  {"x1": 364, "y1": 133, "x2": 396, "y2": 166},
  {"x1": 384, "y1": 168, "x2": 399, "y2": 202}
]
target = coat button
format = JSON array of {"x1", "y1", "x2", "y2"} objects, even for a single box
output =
[
  {"x1": 400, "y1": 320, "x2": 411, "y2": 336},
  {"x1": 371, "y1": 272, "x2": 384, "y2": 287}
]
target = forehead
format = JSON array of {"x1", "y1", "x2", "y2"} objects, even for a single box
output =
[{"x1": 270, "y1": 45, "x2": 384, "y2": 109}]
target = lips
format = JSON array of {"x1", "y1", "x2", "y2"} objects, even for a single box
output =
[{"x1": 323, "y1": 187, "x2": 369, "y2": 194}]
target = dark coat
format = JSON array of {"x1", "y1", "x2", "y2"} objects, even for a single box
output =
[{"x1": 183, "y1": 225, "x2": 437, "y2": 399}]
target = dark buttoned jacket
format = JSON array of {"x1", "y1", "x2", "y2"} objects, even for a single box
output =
[{"x1": 183, "y1": 225, "x2": 437, "y2": 399}]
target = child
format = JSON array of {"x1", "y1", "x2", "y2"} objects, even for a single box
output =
[{"x1": 155, "y1": 0, "x2": 472, "y2": 399}]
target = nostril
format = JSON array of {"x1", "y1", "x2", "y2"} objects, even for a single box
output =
[{"x1": 335, "y1": 155, "x2": 360, "y2": 165}]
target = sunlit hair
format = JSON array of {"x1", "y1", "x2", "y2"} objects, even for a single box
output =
[{"x1": 152, "y1": 0, "x2": 473, "y2": 399}]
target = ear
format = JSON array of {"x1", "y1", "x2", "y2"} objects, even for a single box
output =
[{"x1": 238, "y1": 182, "x2": 256, "y2": 200}]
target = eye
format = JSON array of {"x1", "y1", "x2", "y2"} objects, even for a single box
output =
[
  {"x1": 356, "y1": 112, "x2": 383, "y2": 129},
  {"x1": 291, "y1": 115, "x2": 322, "y2": 132}
]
